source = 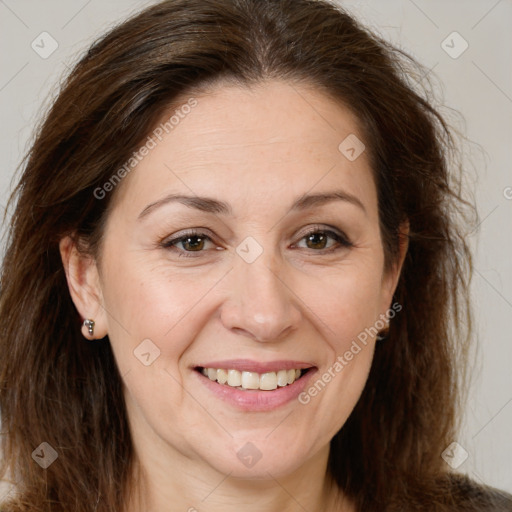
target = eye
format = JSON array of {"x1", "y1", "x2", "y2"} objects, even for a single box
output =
[
  {"x1": 293, "y1": 226, "x2": 353, "y2": 254},
  {"x1": 161, "y1": 229, "x2": 218, "y2": 258},
  {"x1": 161, "y1": 225, "x2": 353, "y2": 259}
]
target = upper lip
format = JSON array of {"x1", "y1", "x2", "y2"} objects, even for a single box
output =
[{"x1": 195, "y1": 359, "x2": 316, "y2": 374}]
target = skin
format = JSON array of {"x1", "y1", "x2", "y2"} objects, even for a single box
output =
[{"x1": 61, "y1": 79, "x2": 408, "y2": 512}]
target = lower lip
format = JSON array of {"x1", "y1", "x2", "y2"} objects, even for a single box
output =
[{"x1": 193, "y1": 369, "x2": 317, "y2": 412}]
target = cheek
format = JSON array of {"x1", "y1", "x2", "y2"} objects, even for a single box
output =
[
  {"x1": 100, "y1": 264, "x2": 207, "y2": 430},
  {"x1": 292, "y1": 260, "x2": 383, "y2": 423},
  {"x1": 99, "y1": 252, "x2": 223, "y2": 374},
  {"x1": 303, "y1": 259, "x2": 385, "y2": 341}
]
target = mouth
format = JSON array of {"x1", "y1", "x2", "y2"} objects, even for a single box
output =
[
  {"x1": 192, "y1": 360, "x2": 317, "y2": 411},
  {"x1": 195, "y1": 366, "x2": 314, "y2": 391}
]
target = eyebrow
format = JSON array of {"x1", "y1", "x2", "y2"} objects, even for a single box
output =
[{"x1": 138, "y1": 189, "x2": 366, "y2": 219}]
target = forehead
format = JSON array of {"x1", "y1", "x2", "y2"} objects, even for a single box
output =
[{"x1": 109, "y1": 79, "x2": 376, "y2": 219}]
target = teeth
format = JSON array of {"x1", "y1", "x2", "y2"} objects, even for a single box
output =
[
  {"x1": 227, "y1": 369, "x2": 241, "y2": 387},
  {"x1": 260, "y1": 372, "x2": 278, "y2": 390},
  {"x1": 277, "y1": 369, "x2": 288, "y2": 387},
  {"x1": 241, "y1": 371, "x2": 260, "y2": 390},
  {"x1": 200, "y1": 367, "x2": 306, "y2": 391},
  {"x1": 216, "y1": 368, "x2": 228, "y2": 384}
]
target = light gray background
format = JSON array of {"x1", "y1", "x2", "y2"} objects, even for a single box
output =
[{"x1": 1, "y1": 0, "x2": 511, "y2": 495}]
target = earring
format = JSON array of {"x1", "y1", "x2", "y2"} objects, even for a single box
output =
[
  {"x1": 376, "y1": 325, "x2": 389, "y2": 341},
  {"x1": 83, "y1": 319, "x2": 95, "y2": 337}
]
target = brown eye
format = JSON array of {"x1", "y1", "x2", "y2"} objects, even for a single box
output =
[
  {"x1": 305, "y1": 231, "x2": 329, "y2": 250},
  {"x1": 295, "y1": 228, "x2": 353, "y2": 253},
  {"x1": 162, "y1": 230, "x2": 216, "y2": 258},
  {"x1": 179, "y1": 235, "x2": 207, "y2": 252}
]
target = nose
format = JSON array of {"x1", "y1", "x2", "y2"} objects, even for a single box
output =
[{"x1": 220, "y1": 252, "x2": 302, "y2": 343}]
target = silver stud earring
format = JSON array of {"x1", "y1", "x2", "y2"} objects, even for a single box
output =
[
  {"x1": 376, "y1": 325, "x2": 389, "y2": 341},
  {"x1": 83, "y1": 319, "x2": 95, "y2": 337}
]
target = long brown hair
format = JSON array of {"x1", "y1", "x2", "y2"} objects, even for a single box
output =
[{"x1": 0, "y1": 0, "x2": 481, "y2": 510}]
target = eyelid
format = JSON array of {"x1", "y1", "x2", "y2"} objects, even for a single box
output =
[
  {"x1": 294, "y1": 224, "x2": 352, "y2": 244},
  {"x1": 160, "y1": 227, "x2": 215, "y2": 246}
]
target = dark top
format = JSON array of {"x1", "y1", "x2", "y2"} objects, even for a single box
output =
[
  {"x1": 386, "y1": 473, "x2": 512, "y2": 511},
  {"x1": 448, "y1": 473, "x2": 512, "y2": 511}
]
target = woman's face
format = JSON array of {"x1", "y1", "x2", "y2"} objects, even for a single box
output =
[{"x1": 77, "y1": 80, "x2": 404, "y2": 479}]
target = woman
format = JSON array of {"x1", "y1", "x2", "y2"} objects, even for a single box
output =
[{"x1": 0, "y1": 0, "x2": 510, "y2": 510}]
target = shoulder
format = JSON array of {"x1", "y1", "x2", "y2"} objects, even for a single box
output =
[
  {"x1": 446, "y1": 473, "x2": 512, "y2": 511},
  {"x1": 387, "y1": 473, "x2": 512, "y2": 511}
]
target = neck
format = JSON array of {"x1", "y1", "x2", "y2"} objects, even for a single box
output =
[{"x1": 123, "y1": 434, "x2": 353, "y2": 512}]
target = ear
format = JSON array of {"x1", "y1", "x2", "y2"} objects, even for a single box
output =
[
  {"x1": 59, "y1": 236, "x2": 108, "y2": 340},
  {"x1": 380, "y1": 219, "x2": 410, "y2": 310}
]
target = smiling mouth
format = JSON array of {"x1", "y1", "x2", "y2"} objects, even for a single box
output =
[{"x1": 196, "y1": 367, "x2": 314, "y2": 391}]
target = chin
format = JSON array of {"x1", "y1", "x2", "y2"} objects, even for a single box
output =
[
  {"x1": 212, "y1": 455, "x2": 305, "y2": 480},
  {"x1": 194, "y1": 434, "x2": 320, "y2": 480}
]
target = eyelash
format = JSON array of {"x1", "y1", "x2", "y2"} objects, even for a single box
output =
[{"x1": 160, "y1": 225, "x2": 353, "y2": 258}]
